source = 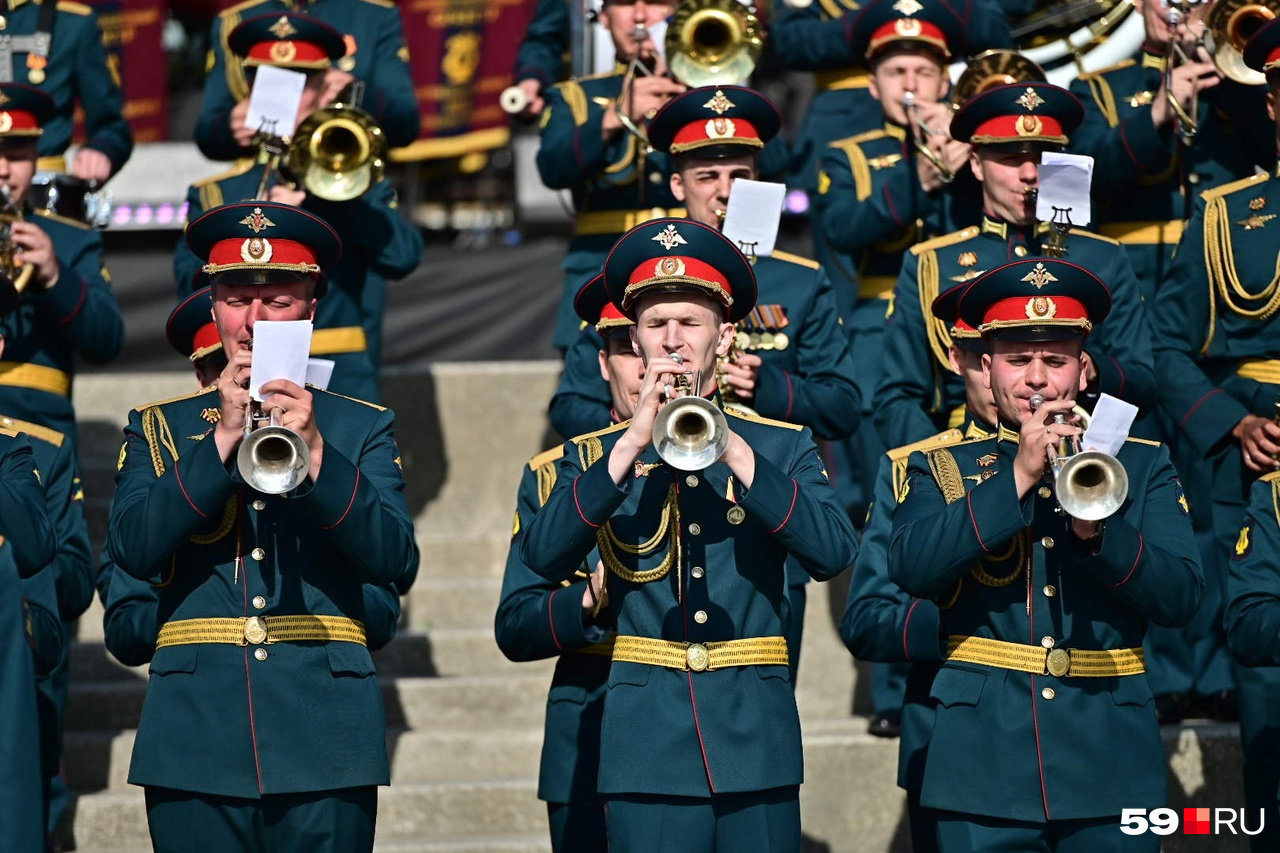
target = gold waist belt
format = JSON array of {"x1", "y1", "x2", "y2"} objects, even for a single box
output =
[
  {"x1": 0, "y1": 362, "x2": 71, "y2": 397},
  {"x1": 612, "y1": 635, "x2": 788, "y2": 672},
  {"x1": 310, "y1": 326, "x2": 368, "y2": 355},
  {"x1": 36, "y1": 156, "x2": 66, "y2": 173},
  {"x1": 813, "y1": 68, "x2": 870, "y2": 91},
  {"x1": 575, "y1": 207, "x2": 687, "y2": 237},
  {"x1": 1236, "y1": 359, "x2": 1280, "y2": 385},
  {"x1": 156, "y1": 615, "x2": 367, "y2": 648},
  {"x1": 578, "y1": 635, "x2": 617, "y2": 656},
  {"x1": 1095, "y1": 220, "x2": 1184, "y2": 245},
  {"x1": 947, "y1": 635, "x2": 1145, "y2": 677},
  {"x1": 859, "y1": 276, "x2": 896, "y2": 301}
]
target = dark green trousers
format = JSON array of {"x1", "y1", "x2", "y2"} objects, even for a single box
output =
[
  {"x1": 604, "y1": 785, "x2": 800, "y2": 853},
  {"x1": 933, "y1": 810, "x2": 1159, "y2": 852},
  {"x1": 144, "y1": 785, "x2": 376, "y2": 853},
  {"x1": 547, "y1": 801, "x2": 607, "y2": 852}
]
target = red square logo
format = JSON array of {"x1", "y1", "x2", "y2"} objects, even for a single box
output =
[{"x1": 1184, "y1": 807, "x2": 1212, "y2": 835}]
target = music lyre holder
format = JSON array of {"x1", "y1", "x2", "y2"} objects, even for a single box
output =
[
  {"x1": 737, "y1": 240, "x2": 758, "y2": 264},
  {"x1": 1043, "y1": 205, "x2": 1072, "y2": 258}
]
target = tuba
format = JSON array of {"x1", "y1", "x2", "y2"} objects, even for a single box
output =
[
  {"x1": 1205, "y1": 0, "x2": 1280, "y2": 85},
  {"x1": 1030, "y1": 394, "x2": 1129, "y2": 521},
  {"x1": 665, "y1": 0, "x2": 763, "y2": 87},
  {"x1": 951, "y1": 50, "x2": 1047, "y2": 109},
  {"x1": 0, "y1": 185, "x2": 34, "y2": 293},
  {"x1": 238, "y1": 400, "x2": 310, "y2": 494},
  {"x1": 653, "y1": 353, "x2": 729, "y2": 470}
]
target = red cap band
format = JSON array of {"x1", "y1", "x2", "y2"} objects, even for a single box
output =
[
  {"x1": 981, "y1": 294, "x2": 1090, "y2": 332},
  {"x1": 190, "y1": 323, "x2": 222, "y2": 359},
  {"x1": 623, "y1": 255, "x2": 734, "y2": 310},
  {"x1": 1266, "y1": 47, "x2": 1280, "y2": 71},
  {"x1": 970, "y1": 114, "x2": 1067, "y2": 145},
  {"x1": 205, "y1": 237, "x2": 320, "y2": 271},
  {"x1": 867, "y1": 19, "x2": 949, "y2": 59},
  {"x1": 0, "y1": 108, "x2": 41, "y2": 134},
  {"x1": 246, "y1": 40, "x2": 331, "y2": 67},
  {"x1": 670, "y1": 117, "x2": 764, "y2": 154}
]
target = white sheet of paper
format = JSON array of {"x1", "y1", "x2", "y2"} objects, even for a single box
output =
[
  {"x1": 1081, "y1": 393, "x2": 1138, "y2": 456},
  {"x1": 246, "y1": 65, "x2": 305, "y2": 140},
  {"x1": 1036, "y1": 152, "x2": 1094, "y2": 227},
  {"x1": 306, "y1": 358, "x2": 335, "y2": 391},
  {"x1": 249, "y1": 321, "x2": 313, "y2": 401},
  {"x1": 648, "y1": 21, "x2": 668, "y2": 67},
  {"x1": 722, "y1": 180, "x2": 786, "y2": 258}
]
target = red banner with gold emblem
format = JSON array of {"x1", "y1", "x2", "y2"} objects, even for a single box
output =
[{"x1": 84, "y1": 0, "x2": 169, "y2": 143}]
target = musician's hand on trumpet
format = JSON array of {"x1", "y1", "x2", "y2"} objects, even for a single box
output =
[
  {"x1": 607, "y1": 352, "x2": 690, "y2": 482},
  {"x1": 257, "y1": 377, "x2": 323, "y2": 482},
  {"x1": 1151, "y1": 44, "x2": 1219, "y2": 132},
  {"x1": 213, "y1": 348, "x2": 254, "y2": 462},
  {"x1": 904, "y1": 97, "x2": 968, "y2": 191},
  {"x1": 8, "y1": 220, "x2": 59, "y2": 290},
  {"x1": 1232, "y1": 413, "x2": 1280, "y2": 472},
  {"x1": 603, "y1": 75, "x2": 686, "y2": 139},
  {"x1": 1013, "y1": 395, "x2": 1080, "y2": 499}
]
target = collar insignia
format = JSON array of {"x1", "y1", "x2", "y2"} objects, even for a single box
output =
[
  {"x1": 958, "y1": 251, "x2": 977, "y2": 268},
  {"x1": 703, "y1": 89, "x2": 735, "y2": 115},
  {"x1": 652, "y1": 223, "x2": 687, "y2": 251}
]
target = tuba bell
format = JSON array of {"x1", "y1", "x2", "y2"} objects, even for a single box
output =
[
  {"x1": 1030, "y1": 394, "x2": 1129, "y2": 521},
  {"x1": 653, "y1": 353, "x2": 730, "y2": 471},
  {"x1": 1205, "y1": 0, "x2": 1280, "y2": 86},
  {"x1": 665, "y1": 0, "x2": 763, "y2": 87},
  {"x1": 951, "y1": 50, "x2": 1047, "y2": 109},
  {"x1": 283, "y1": 101, "x2": 387, "y2": 201},
  {"x1": 238, "y1": 401, "x2": 310, "y2": 494}
]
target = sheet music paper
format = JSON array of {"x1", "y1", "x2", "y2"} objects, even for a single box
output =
[
  {"x1": 248, "y1": 321, "x2": 313, "y2": 401},
  {"x1": 1081, "y1": 393, "x2": 1138, "y2": 456},
  {"x1": 1036, "y1": 152, "x2": 1094, "y2": 227},
  {"x1": 721, "y1": 179, "x2": 786, "y2": 258},
  {"x1": 306, "y1": 358, "x2": 335, "y2": 391},
  {"x1": 246, "y1": 65, "x2": 306, "y2": 140}
]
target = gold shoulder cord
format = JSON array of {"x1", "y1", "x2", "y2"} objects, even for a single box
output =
[
  {"x1": 141, "y1": 405, "x2": 237, "y2": 544},
  {"x1": 917, "y1": 250, "x2": 953, "y2": 369},
  {"x1": 1206, "y1": 194, "x2": 1280, "y2": 323},
  {"x1": 597, "y1": 483, "x2": 680, "y2": 583}
]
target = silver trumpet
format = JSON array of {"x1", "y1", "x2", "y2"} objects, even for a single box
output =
[
  {"x1": 1029, "y1": 394, "x2": 1128, "y2": 521},
  {"x1": 653, "y1": 353, "x2": 729, "y2": 471},
  {"x1": 238, "y1": 400, "x2": 310, "y2": 494},
  {"x1": 902, "y1": 92, "x2": 954, "y2": 183}
]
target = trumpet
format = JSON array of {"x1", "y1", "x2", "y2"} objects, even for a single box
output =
[
  {"x1": 254, "y1": 90, "x2": 387, "y2": 202},
  {"x1": 238, "y1": 400, "x2": 310, "y2": 494},
  {"x1": 1029, "y1": 394, "x2": 1128, "y2": 521},
  {"x1": 902, "y1": 92, "x2": 955, "y2": 184},
  {"x1": 0, "y1": 185, "x2": 34, "y2": 293},
  {"x1": 665, "y1": 0, "x2": 762, "y2": 87},
  {"x1": 653, "y1": 353, "x2": 729, "y2": 471}
]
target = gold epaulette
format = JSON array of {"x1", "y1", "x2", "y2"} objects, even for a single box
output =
[
  {"x1": 572, "y1": 420, "x2": 629, "y2": 469},
  {"x1": 56, "y1": 1, "x2": 93, "y2": 14},
  {"x1": 1259, "y1": 469, "x2": 1280, "y2": 484},
  {"x1": 910, "y1": 226, "x2": 980, "y2": 257},
  {"x1": 528, "y1": 446, "x2": 565, "y2": 507},
  {"x1": 553, "y1": 79, "x2": 590, "y2": 127},
  {"x1": 192, "y1": 158, "x2": 255, "y2": 189},
  {"x1": 32, "y1": 210, "x2": 90, "y2": 230},
  {"x1": 725, "y1": 407, "x2": 803, "y2": 431},
  {"x1": 0, "y1": 415, "x2": 64, "y2": 448},
  {"x1": 828, "y1": 133, "x2": 882, "y2": 201},
  {"x1": 316, "y1": 388, "x2": 388, "y2": 412},
  {"x1": 528, "y1": 445, "x2": 565, "y2": 471},
  {"x1": 887, "y1": 428, "x2": 966, "y2": 464},
  {"x1": 833, "y1": 128, "x2": 891, "y2": 147},
  {"x1": 770, "y1": 250, "x2": 820, "y2": 270},
  {"x1": 1203, "y1": 171, "x2": 1270, "y2": 202},
  {"x1": 1078, "y1": 57, "x2": 1137, "y2": 81},
  {"x1": 131, "y1": 386, "x2": 217, "y2": 414},
  {"x1": 1125, "y1": 436, "x2": 1162, "y2": 447},
  {"x1": 0, "y1": 425, "x2": 17, "y2": 438},
  {"x1": 1067, "y1": 227, "x2": 1120, "y2": 246},
  {"x1": 354, "y1": 0, "x2": 395, "y2": 7}
]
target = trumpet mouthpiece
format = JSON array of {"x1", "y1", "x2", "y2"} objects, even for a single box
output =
[
  {"x1": 670, "y1": 352, "x2": 684, "y2": 365},
  {"x1": 1029, "y1": 394, "x2": 1045, "y2": 410}
]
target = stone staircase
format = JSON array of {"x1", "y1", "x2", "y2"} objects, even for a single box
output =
[{"x1": 60, "y1": 365, "x2": 1250, "y2": 852}]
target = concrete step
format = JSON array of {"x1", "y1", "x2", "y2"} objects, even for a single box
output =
[
  {"x1": 66, "y1": 726, "x2": 545, "y2": 792},
  {"x1": 406, "y1": 577, "x2": 503, "y2": 632}
]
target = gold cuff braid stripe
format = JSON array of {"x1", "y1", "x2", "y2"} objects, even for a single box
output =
[
  {"x1": 612, "y1": 635, "x2": 789, "y2": 671},
  {"x1": 157, "y1": 615, "x2": 367, "y2": 648},
  {"x1": 946, "y1": 635, "x2": 1145, "y2": 677}
]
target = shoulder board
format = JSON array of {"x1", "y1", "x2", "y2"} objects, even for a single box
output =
[
  {"x1": 55, "y1": 1, "x2": 93, "y2": 14},
  {"x1": 316, "y1": 388, "x2": 388, "y2": 412},
  {"x1": 0, "y1": 415, "x2": 64, "y2": 448},
  {"x1": 1203, "y1": 171, "x2": 1270, "y2": 201},
  {"x1": 834, "y1": 128, "x2": 890, "y2": 148},
  {"x1": 1067, "y1": 227, "x2": 1120, "y2": 245},
  {"x1": 192, "y1": 158, "x2": 256, "y2": 188},
  {"x1": 354, "y1": 0, "x2": 396, "y2": 7},
  {"x1": 1124, "y1": 436, "x2": 1162, "y2": 447},
  {"x1": 31, "y1": 210, "x2": 90, "y2": 230},
  {"x1": 1077, "y1": 57, "x2": 1137, "y2": 81},
  {"x1": 0, "y1": 426, "x2": 17, "y2": 438},
  {"x1": 570, "y1": 420, "x2": 630, "y2": 445},
  {"x1": 769, "y1": 250, "x2": 820, "y2": 270},
  {"x1": 1259, "y1": 470, "x2": 1280, "y2": 484},
  {"x1": 725, "y1": 407, "x2": 803, "y2": 431},
  {"x1": 910, "y1": 226, "x2": 980, "y2": 256},
  {"x1": 574, "y1": 69, "x2": 623, "y2": 82},
  {"x1": 132, "y1": 386, "x2": 217, "y2": 413},
  {"x1": 886, "y1": 428, "x2": 965, "y2": 463},
  {"x1": 527, "y1": 445, "x2": 566, "y2": 471}
]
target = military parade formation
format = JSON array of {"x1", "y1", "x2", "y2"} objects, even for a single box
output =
[{"x1": 4, "y1": 0, "x2": 1280, "y2": 850}]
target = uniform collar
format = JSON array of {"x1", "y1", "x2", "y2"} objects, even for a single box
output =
[
  {"x1": 1140, "y1": 49, "x2": 1168, "y2": 73},
  {"x1": 962, "y1": 415, "x2": 996, "y2": 441},
  {"x1": 980, "y1": 215, "x2": 1051, "y2": 240},
  {"x1": 883, "y1": 121, "x2": 908, "y2": 142},
  {"x1": 996, "y1": 422, "x2": 1021, "y2": 444},
  {"x1": 5, "y1": 0, "x2": 31, "y2": 10}
]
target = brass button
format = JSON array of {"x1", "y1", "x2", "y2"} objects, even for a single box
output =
[
  {"x1": 1041, "y1": 536, "x2": 1054, "y2": 549},
  {"x1": 1038, "y1": 486, "x2": 1052, "y2": 499},
  {"x1": 694, "y1": 610, "x2": 708, "y2": 624},
  {"x1": 1043, "y1": 584, "x2": 1057, "y2": 598},
  {"x1": 254, "y1": 648, "x2": 268, "y2": 661},
  {"x1": 252, "y1": 596, "x2": 266, "y2": 610},
  {"x1": 243, "y1": 616, "x2": 268, "y2": 645},
  {"x1": 252, "y1": 499, "x2": 266, "y2": 511},
  {"x1": 1041, "y1": 636, "x2": 1055, "y2": 649},
  {"x1": 687, "y1": 643, "x2": 709, "y2": 671},
  {"x1": 1188, "y1": 172, "x2": 1201, "y2": 185},
  {"x1": 649, "y1": 172, "x2": 663, "y2": 184},
  {"x1": 1041, "y1": 687, "x2": 1055, "y2": 700},
  {"x1": 250, "y1": 547, "x2": 265, "y2": 561},
  {"x1": 688, "y1": 523, "x2": 701, "y2": 536},
  {"x1": 1014, "y1": 245, "x2": 1028, "y2": 257},
  {"x1": 691, "y1": 566, "x2": 704, "y2": 579},
  {"x1": 1046, "y1": 647, "x2": 1070, "y2": 677},
  {"x1": 685, "y1": 475, "x2": 699, "y2": 488}
]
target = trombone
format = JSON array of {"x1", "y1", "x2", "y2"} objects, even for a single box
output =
[
  {"x1": 1030, "y1": 394, "x2": 1129, "y2": 521},
  {"x1": 902, "y1": 92, "x2": 955, "y2": 184},
  {"x1": 665, "y1": 0, "x2": 763, "y2": 87},
  {"x1": 950, "y1": 50, "x2": 1047, "y2": 109},
  {"x1": 1163, "y1": 0, "x2": 1207, "y2": 146},
  {"x1": 1204, "y1": 0, "x2": 1280, "y2": 86},
  {"x1": 653, "y1": 353, "x2": 729, "y2": 471}
]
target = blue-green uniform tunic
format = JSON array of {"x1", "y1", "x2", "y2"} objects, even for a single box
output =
[
  {"x1": 0, "y1": 210, "x2": 123, "y2": 452},
  {"x1": 537, "y1": 69, "x2": 678, "y2": 349},
  {"x1": 889, "y1": 428, "x2": 1201, "y2": 830},
  {"x1": 106, "y1": 386, "x2": 418, "y2": 800},
  {"x1": 1225, "y1": 471, "x2": 1280, "y2": 852},
  {"x1": 0, "y1": 429, "x2": 60, "y2": 852},
  {"x1": 496, "y1": 445, "x2": 614, "y2": 852},
  {"x1": 876, "y1": 218, "x2": 1158, "y2": 451},
  {"x1": 174, "y1": 161, "x2": 423, "y2": 405},
  {"x1": 514, "y1": 0, "x2": 570, "y2": 90},
  {"x1": 196, "y1": 0, "x2": 419, "y2": 161},
  {"x1": 2, "y1": 0, "x2": 132, "y2": 172},
  {"x1": 520, "y1": 410, "x2": 858, "y2": 809}
]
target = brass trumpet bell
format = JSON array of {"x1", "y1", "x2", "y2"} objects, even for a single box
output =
[
  {"x1": 1055, "y1": 450, "x2": 1129, "y2": 521},
  {"x1": 653, "y1": 395, "x2": 729, "y2": 471},
  {"x1": 1205, "y1": 0, "x2": 1279, "y2": 85},
  {"x1": 284, "y1": 103, "x2": 387, "y2": 201},
  {"x1": 666, "y1": 0, "x2": 763, "y2": 87},
  {"x1": 238, "y1": 406, "x2": 310, "y2": 494},
  {"x1": 951, "y1": 50, "x2": 1047, "y2": 109}
]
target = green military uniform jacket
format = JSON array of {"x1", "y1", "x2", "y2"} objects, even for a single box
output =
[
  {"x1": 174, "y1": 161, "x2": 423, "y2": 404},
  {"x1": 889, "y1": 427, "x2": 1202, "y2": 821},
  {"x1": 548, "y1": 250, "x2": 860, "y2": 441},
  {"x1": 536, "y1": 69, "x2": 678, "y2": 348},
  {"x1": 106, "y1": 386, "x2": 418, "y2": 797},
  {"x1": 514, "y1": 0, "x2": 570, "y2": 88},
  {"x1": 876, "y1": 218, "x2": 1158, "y2": 450},
  {"x1": 196, "y1": 0, "x2": 419, "y2": 161},
  {"x1": 0, "y1": 210, "x2": 123, "y2": 449},
  {"x1": 520, "y1": 407, "x2": 859, "y2": 796},
  {"x1": 3, "y1": 0, "x2": 132, "y2": 171},
  {"x1": 1069, "y1": 49, "x2": 1263, "y2": 300},
  {"x1": 496, "y1": 445, "x2": 614, "y2": 806}
]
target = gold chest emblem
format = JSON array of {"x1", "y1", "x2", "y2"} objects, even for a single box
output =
[{"x1": 958, "y1": 251, "x2": 978, "y2": 268}]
